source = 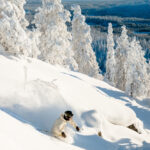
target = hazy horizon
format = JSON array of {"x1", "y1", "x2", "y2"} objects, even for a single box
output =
[{"x1": 27, "y1": 0, "x2": 150, "y2": 4}]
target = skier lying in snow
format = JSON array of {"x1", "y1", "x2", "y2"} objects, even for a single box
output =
[{"x1": 51, "y1": 110, "x2": 80, "y2": 139}]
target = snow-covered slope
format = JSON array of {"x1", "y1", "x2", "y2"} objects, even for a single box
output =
[
  {"x1": 0, "y1": 55, "x2": 150, "y2": 150},
  {"x1": 0, "y1": 110, "x2": 83, "y2": 150}
]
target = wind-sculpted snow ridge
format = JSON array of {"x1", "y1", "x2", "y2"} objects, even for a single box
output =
[{"x1": 0, "y1": 55, "x2": 150, "y2": 150}]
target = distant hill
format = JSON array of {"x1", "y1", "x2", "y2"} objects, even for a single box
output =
[{"x1": 82, "y1": 4, "x2": 150, "y2": 19}]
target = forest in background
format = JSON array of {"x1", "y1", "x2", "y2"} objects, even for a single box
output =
[{"x1": 25, "y1": 0, "x2": 150, "y2": 73}]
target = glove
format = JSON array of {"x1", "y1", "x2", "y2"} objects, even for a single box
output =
[
  {"x1": 98, "y1": 131, "x2": 102, "y2": 137},
  {"x1": 61, "y1": 132, "x2": 66, "y2": 138},
  {"x1": 76, "y1": 126, "x2": 80, "y2": 132}
]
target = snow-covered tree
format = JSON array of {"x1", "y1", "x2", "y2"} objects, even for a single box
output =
[
  {"x1": 105, "y1": 23, "x2": 116, "y2": 84},
  {"x1": 0, "y1": 0, "x2": 36, "y2": 56},
  {"x1": 113, "y1": 25, "x2": 149, "y2": 98},
  {"x1": 71, "y1": 5, "x2": 99, "y2": 77},
  {"x1": 28, "y1": 30, "x2": 40, "y2": 58},
  {"x1": 114, "y1": 25, "x2": 130, "y2": 91},
  {"x1": 33, "y1": 0, "x2": 78, "y2": 70},
  {"x1": 8, "y1": 0, "x2": 29, "y2": 29},
  {"x1": 125, "y1": 37, "x2": 150, "y2": 98},
  {"x1": 147, "y1": 62, "x2": 150, "y2": 97},
  {"x1": 0, "y1": 43, "x2": 5, "y2": 53}
]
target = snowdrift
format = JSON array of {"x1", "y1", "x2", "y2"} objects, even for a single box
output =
[{"x1": 0, "y1": 55, "x2": 150, "y2": 150}]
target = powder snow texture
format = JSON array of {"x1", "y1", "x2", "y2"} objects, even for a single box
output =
[{"x1": 0, "y1": 55, "x2": 150, "y2": 150}]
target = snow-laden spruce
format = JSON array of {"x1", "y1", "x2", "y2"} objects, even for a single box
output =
[
  {"x1": 125, "y1": 37, "x2": 150, "y2": 98},
  {"x1": 106, "y1": 25, "x2": 150, "y2": 98},
  {"x1": 71, "y1": 5, "x2": 100, "y2": 78},
  {"x1": 0, "y1": 0, "x2": 39, "y2": 57},
  {"x1": 105, "y1": 23, "x2": 116, "y2": 84},
  {"x1": 115, "y1": 26, "x2": 150, "y2": 98},
  {"x1": 114, "y1": 25, "x2": 130, "y2": 91},
  {"x1": 8, "y1": 0, "x2": 29, "y2": 29},
  {"x1": 33, "y1": 0, "x2": 78, "y2": 70}
]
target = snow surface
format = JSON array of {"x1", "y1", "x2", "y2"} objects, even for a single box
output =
[{"x1": 0, "y1": 55, "x2": 150, "y2": 150}]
